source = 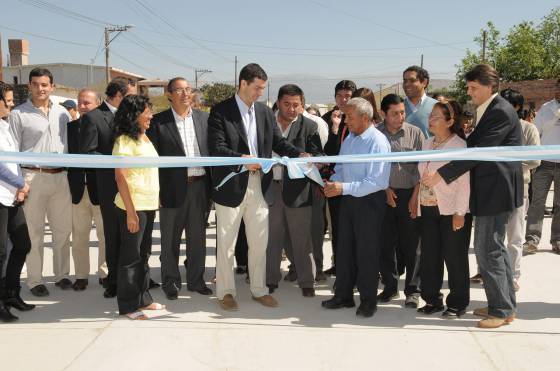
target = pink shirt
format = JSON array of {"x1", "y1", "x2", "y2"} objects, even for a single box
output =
[{"x1": 417, "y1": 135, "x2": 470, "y2": 216}]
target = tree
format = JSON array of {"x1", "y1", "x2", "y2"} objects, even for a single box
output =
[
  {"x1": 200, "y1": 83, "x2": 236, "y2": 108},
  {"x1": 538, "y1": 8, "x2": 560, "y2": 78}
]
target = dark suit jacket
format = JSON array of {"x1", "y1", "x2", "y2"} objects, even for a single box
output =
[
  {"x1": 67, "y1": 118, "x2": 99, "y2": 205},
  {"x1": 208, "y1": 96, "x2": 303, "y2": 207},
  {"x1": 79, "y1": 102, "x2": 117, "y2": 204},
  {"x1": 147, "y1": 108, "x2": 211, "y2": 208},
  {"x1": 264, "y1": 115, "x2": 323, "y2": 208},
  {"x1": 438, "y1": 95, "x2": 523, "y2": 216},
  {"x1": 322, "y1": 109, "x2": 348, "y2": 178}
]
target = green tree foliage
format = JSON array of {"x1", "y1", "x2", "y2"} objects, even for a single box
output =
[
  {"x1": 200, "y1": 83, "x2": 236, "y2": 108},
  {"x1": 539, "y1": 8, "x2": 560, "y2": 78}
]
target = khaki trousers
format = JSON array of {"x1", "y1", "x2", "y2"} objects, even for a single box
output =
[
  {"x1": 215, "y1": 173, "x2": 269, "y2": 299},
  {"x1": 72, "y1": 188, "x2": 107, "y2": 280},
  {"x1": 23, "y1": 170, "x2": 72, "y2": 288}
]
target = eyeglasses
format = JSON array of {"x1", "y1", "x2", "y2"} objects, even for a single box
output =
[{"x1": 172, "y1": 88, "x2": 193, "y2": 95}]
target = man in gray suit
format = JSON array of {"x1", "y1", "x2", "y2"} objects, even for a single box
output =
[
  {"x1": 265, "y1": 84, "x2": 323, "y2": 297},
  {"x1": 147, "y1": 77, "x2": 212, "y2": 300}
]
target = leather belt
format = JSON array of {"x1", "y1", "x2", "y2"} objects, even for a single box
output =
[
  {"x1": 187, "y1": 175, "x2": 205, "y2": 183},
  {"x1": 21, "y1": 166, "x2": 65, "y2": 174}
]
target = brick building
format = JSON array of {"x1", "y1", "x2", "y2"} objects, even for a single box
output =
[{"x1": 501, "y1": 79, "x2": 558, "y2": 111}]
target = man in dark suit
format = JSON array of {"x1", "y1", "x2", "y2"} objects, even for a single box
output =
[
  {"x1": 79, "y1": 77, "x2": 133, "y2": 298},
  {"x1": 264, "y1": 84, "x2": 323, "y2": 297},
  {"x1": 208, "y1": 63, "x2": 306, "y2": 311},
  {"x1": 423, "y1": 64, "x2": 522, "y2": 329},
  {"x1": 321, "y1": 80, "x2": 356, "y2": 276},
  {"x1": 147, "y1": 77, "x2": 212, "y2": 300},
  {"x1": 68, "y1": 89, "x2": 106, "y2": 291}
]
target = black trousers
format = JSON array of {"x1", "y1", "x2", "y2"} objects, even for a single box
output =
[
  {"x1": 116, "y1": 209, "x2": 154, "y2": 315},
  {"x1": 327, "y1": 195, "x2": 341, "y2": 268},
  {"x1": 235, "y1": 221, "x2": 248, "y2": 268},
  {"x1": 419, "y1": 206, "x2": 472, "y2": 310},
  {"x1": 379, "y1": 187, "x2": 420, "y2": 296},
  {"x1": 99, "y1": 200, "x2": 121, "y2": 290},
  {"x1": 0, "y1": 204, "x2": 31, "y2": 289},
  {"x1": 335, "y1": 191, "x2": 386, "y2": 304}
]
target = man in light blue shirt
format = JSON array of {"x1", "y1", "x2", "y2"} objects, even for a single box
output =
[
  {"x1": 403, "y1": 65, "x2": 437, "y2": 138},
  {"x1": 321, "y1": 97, "x2": 391, "y2": 318}
]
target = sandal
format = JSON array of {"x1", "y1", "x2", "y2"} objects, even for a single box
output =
[
  {"x1": 141, "y1": 302, "x2": 166, "y2": 311},
  {"x1": 126, "y1": 311, "x2": 148, "y2": 320}
]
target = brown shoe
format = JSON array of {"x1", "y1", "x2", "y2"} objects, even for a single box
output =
[
  {"x1": 523, "y1": 241, "x2": 538, "y2": 256},
  {"x1": 252, "y1": 294, "x2": 278, "y2": 308},
  {"x1": 478, "y1": 316, "x2": 511, "y2": 328},
  {"x1": 218, "y1": 294, "x2": 239, "y2": 311},
  {"x1": 473, "y1": 307, "x2": 515, "y2": 322}
]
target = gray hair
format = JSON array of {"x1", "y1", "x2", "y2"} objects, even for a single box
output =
[
  {"x1": 78, "y1": 88, "x2": 101, "y2": 104},
  {"x1": 345, "y1": 97, "x2": 373, "y2": 120}
]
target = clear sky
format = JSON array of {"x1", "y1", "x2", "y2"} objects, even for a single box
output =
[{"x1": 3, "y1": 0, "x2": 557, "y2": 102}]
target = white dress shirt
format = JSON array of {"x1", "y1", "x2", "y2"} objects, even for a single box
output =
[
  {"x1": 235, "y1": 94, "x2": 258, "y2": 156},
  {"x1": 172, "y1": 108, "x2": 205, "y2": 176},
  {"x1": 303, "y1": 110, "x2": 328, "y2": 149},
  {"x1": 272, "y1": 114, "x2": 297, "y2": 180},
  {"x1": 0, "y1": 118, "x2": 20, "y2": 205},
  {"x1": 475, "y1": 93, "x2": 499, "y2": 127},
  {"x1": 104, "y1": 100, "x2": 118, "y2": 114},
  {"x1": 534, "y1": 99, "x2": 560, "y2": 149}
]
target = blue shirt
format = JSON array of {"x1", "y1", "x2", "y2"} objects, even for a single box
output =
[
  {"x1": 331, "y1": 125, "x2": 391, "y2": 197},
  {"x1": 404, "y1": 94, "x2": 437, "y2": 138}
]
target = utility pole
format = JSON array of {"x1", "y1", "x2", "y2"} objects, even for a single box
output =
[
  {"x1": 104, "y1": 24, "x2": 134, "y2": 84},
  {"x1": 420, "y1": 54, "x2": 424, "y2": 68},
  {"x1": 0, "y1": 33, "x2": 3, "y2": 82},
  {"x1": 234, "y1": 56, "x2": 238, "y2": 88},
  {"x1": 194, "y1": 68, "x2": 212, "y2": 89},
  {"x1": 267, "y1": 81, "x2": 270, "y2": 106},
  {"x1": 377, "y1": 83, "x2": 386, "y2": 103},
  {"x1": 482, "y1": 30, "x2": 487, "y2": 63}
]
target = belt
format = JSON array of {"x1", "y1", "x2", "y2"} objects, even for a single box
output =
[
  {"x1": 187, "y1": 175, "x2": 205, "y2": 183},
  {"x1": 21, "y1": 166, "x2": 65, "y2": 174},
  {"x1": 273, "y1": 179, "x2": 282, "y2": 183}
]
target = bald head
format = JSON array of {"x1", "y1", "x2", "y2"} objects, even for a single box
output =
[{"x1": 78, "y1": 89, "x2": 100, "y2": 115}]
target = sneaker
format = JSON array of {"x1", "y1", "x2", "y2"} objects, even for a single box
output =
[
  {"x1": 523, "y1": 241, "x2": 538, "y2": 256},
  {"x1": 377, "y1": 290, "x2": 400, "y2": 303},
  {"x1": 404, "y1": 294, "x2": 419, "y2": 308},
  {"x1": 442, "y1": 307, "x2": 466, "y2": 319}
]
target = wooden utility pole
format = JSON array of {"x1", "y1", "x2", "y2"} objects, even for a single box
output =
[
  {"x1": 234, "y1": 56, "x2": 238, "y2": 88},
  {"x1": 482, "y1": 30, "x2": 487, "y2": 63},
  {"x1": 195, "y1": 68, "x2": 212, "y2": 89},
  {"x1": 377, "y1": 83, "x2": 385, "y2": 102},
  {"x1": 420, "y1": 54, "x2": 424, "y2": 68},
  {"x1": 104, "y1": 25, "x2": 133, "y2": 84},
  {"x1": 0, "y1": 33, "x2": 3, "y2": 82}
]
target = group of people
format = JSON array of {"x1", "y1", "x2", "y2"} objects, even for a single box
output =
[{"x1": 0, "y1": 61, "x2": 558, "y2": 328}]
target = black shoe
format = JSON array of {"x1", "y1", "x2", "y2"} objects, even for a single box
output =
[
  {"x1": 235, "y1": 266, "x2": 247, "y2": 275},
  {"x1": 72, "y1": 279, "x2": 88, "y2": 291},
  {"x1": 356, "y1": 302, "x2": 377, "y2": 318},
  {"x1": 315, "y1": 271, "x2": 328, "y2": 282},
  {"x1": 188, "y1": 285, "x2": 213, "y2": 295},
  {"x1": 55, "y1": 278, "x2": 73, "y2": 290},
  {"x1": 323, "y1": 266, "x2": 336, "y2": 276},
  {"x1": 417, "y1": 303, "x2": 444, "y2": 315},
  {"x1": 321, "y1": 296, "x2": 355, "y2": 309},
  {"x1": 103, "y1": 286, "x2": 117, "y2": 298},
  {"x1": 99, "y1": 277, "x2": 106, "y2": 286},
  {"x1": 283, "y1": 270, "x2": 297, "y2": 282},
  {"x1": 164, "y1": 290, "x2": 179, "y2": 300},
  {"x1": 442, "y1": 307, "x2": 466, "y2": 319},
  {"x1": 30, "y1": 284, "x2": 49, "y2": 297},
  {"x1": 5, "y1": 288, "x2": 35, "y2": 311},
  {"x1": 377, "y1": 290, "x2": 399, "y2": 303},
  {"x1": 267, "y1": 284, "x2": 278, "y2": 294},
  {"x1": 149, "y1": 279, "x2": 160, "y2": 289},
  {"x1": 404, "y1": 294, "x2": 420, "y2": 308},
  {"x1": 301, "y1": 287, "x2": 315, "y2": 297},
  {"x1": 0, "y1": 302, "x2": 18, "y2": 322}
]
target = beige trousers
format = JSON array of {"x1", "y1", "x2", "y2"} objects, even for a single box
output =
[
  {"x1": 72, "y1": 188, "x2": 107, "y2": 280},
  {"x1": 22, "y1": 170, "x2": 72, "y2": 288},
  {"x1": 215, "y1": 173, "x2": 269, "y2": 300}
]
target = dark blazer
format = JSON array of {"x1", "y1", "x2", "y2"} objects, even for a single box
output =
[
  {"x1": 264, "y1": 115, "x2": 323, "y2": 208},
  {"x1": 322, "y1": 109, "x2": 348, "y2": 178},
  {"x1": 208, "y1": 96, "x2": 303, "y2": 208},
  {"x1": 147, "y1": 108, "x2": 211, "y2": 208},
  {"x1": 67, "y1": 118, "x2": 99, "y2": 205},
  {"x1": 438, "y1": 95, "x2": 523, "y2": 216},
  {"x1": 79, "y1": 102, "x2": 117, "y2": 204}
]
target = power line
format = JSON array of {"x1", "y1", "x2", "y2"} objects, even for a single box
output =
[{"x1": 0, "y1": 25, "x2": 97, "y2": 47}]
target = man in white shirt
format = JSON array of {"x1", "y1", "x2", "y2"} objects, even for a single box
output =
[{"x1": 524, "y1": 79, "x2": 560, "y2": 255}]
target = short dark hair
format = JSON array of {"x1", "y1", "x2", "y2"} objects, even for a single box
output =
[
  {"x1": 29, "y1": 67, "x2": 54, "y2": 84},
  {"x1": 0, "y1": 81, "x2": 14, "y2": 106},
  {"x1": 167, "y1": 77, "x2": 187, "y2": 92},
  {"x1": 105, "y1": 77, "x2": 130, "y2": 99},
  {"x1": 404, "y1": 65, "x2": 430, "y2": 85},
  {"x1": 380, "y1": 94, "x2": 404, "y2": 113},
  {"x1": 352, "y1": 87, "x2": 381, "y2": 123},
  {"x1": 113, "y1": 95, "x2": 152, "y2": 141},
  {"x1": 500, "y1": 88, "x2": 525, "y2": 117},
  {"x1": 277, "y1": 84, "x2": 304, "y2": 102},
  {"x1": 465, "y1": 64, "x2": 500, "y2": 93},
  {"x1": 334, "y1": 80, "x2": 356, "y2": 95},
  {"x1": 239, "y1": 63, "x2": 268, "y2": 86},
  {"x1": 433, "y1": 100, "x2": 465, "y2": 139}
]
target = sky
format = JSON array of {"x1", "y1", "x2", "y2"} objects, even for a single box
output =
[{"x1": 2, "y1": 0, "x2": 558, "y2": 103}]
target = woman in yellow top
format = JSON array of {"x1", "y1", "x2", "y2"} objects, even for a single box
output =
[{"x1": 112, "y1": 95, "x2": 163, "y2": 320}]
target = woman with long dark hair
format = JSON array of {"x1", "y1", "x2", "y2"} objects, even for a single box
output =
[
  {"x1": 112, "y1": 95, "x2": 164, "y2": 320},
  {"x1": 417, "y1": 100, "x2": 472, "y2": 318},
  {"x1": 0, "y1": 81, "x2": 34, "y2": 322}
]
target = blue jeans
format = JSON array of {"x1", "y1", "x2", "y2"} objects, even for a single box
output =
[{"x1": 474, "y1": 212, "x2": 516, "y2": 318}]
